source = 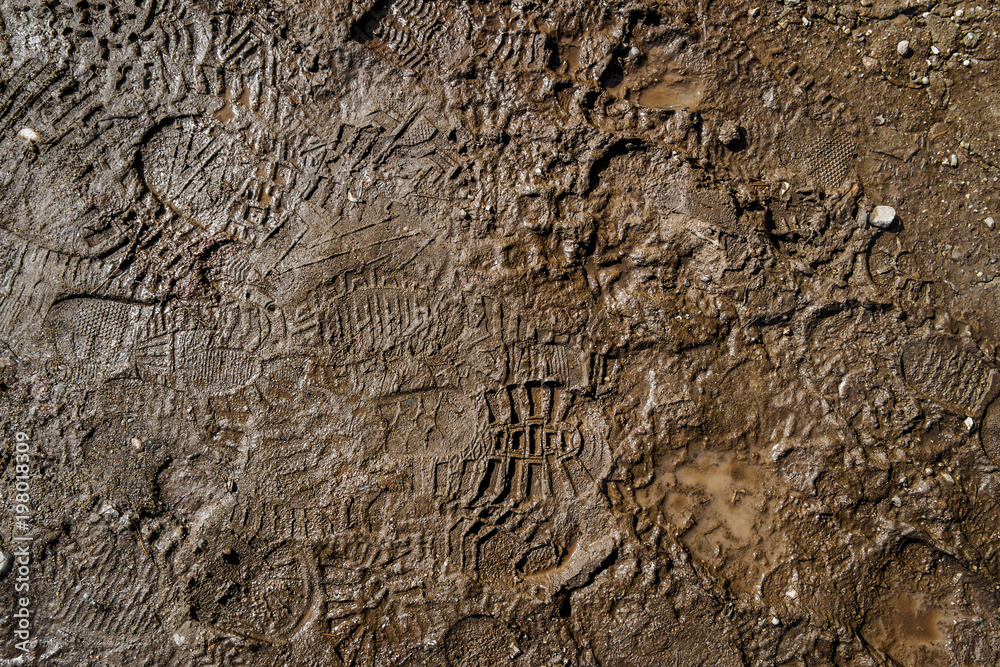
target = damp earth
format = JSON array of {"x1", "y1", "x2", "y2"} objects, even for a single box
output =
[{"x1": 1, "y1": 0, "x2": 1000, "y2": 665}]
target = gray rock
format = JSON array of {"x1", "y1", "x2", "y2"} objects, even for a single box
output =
[
  {"x1": 897, "y1": 39, "x2": 911, "y2": 56},
  {"x1": 857, "y1": 204, "x2": 870, "y2": 227}
]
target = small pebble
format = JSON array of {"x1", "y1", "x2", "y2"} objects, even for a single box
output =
[
  {"x1": 931, "y1": 45, "x2": 940, "y2": 54},
  {"x1": 965, "y1": 416, "x2": 975, "y2": 430},
  {"x1": 0, "y1": 547, "x2": 11, "y2": 579},
  {"x1": 131, "y1": 436, "x2": 144, "y2": 452},
  {"x1": 949, "y1": 153, "x2": 958, "y2": 166},
  {"x1": 18, "y1": 127, "x2": 40, "y2": 142},
  {"x1": 870, "y1": 205, "x2": 896, "y2": 229},
  {"x1": 986, "y1": 217, "x2": 995, "y2": 229},
  {"x1": 748, "y1": 7, "x2": 760, "y2": 17},
  {"x1": 963, "y1": 59, "x2": 971, "y2": 67},
  {"x1": 897, "y1": 40, "x2": 911, "y2": 56}
]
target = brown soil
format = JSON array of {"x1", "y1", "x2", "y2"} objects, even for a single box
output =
[{"x1": 1, "y1": 0, "x2": 1000, "y2": 665}]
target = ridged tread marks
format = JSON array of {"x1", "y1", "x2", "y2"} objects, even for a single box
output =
[
  {"x1": 45, "y1": 297, "x2": 280, "y2": 393},
  {"x1": 735, "y1": 13, "x2": 860, "y2": 174},
  {"x1": 457, "y1": 382, "x2": 590, "y2": 510},
  {"x1": 316, "y1": 519, "x2": 447, "y2": 662},
  {"x1": 447, "y1": 499, "x2": 556, "y2": 586},
  {"x1": 322, "y1": 286, "x2": 481, "y2": 364},
  {"x1": 351, "y1": 0, "x2": 449, "y2": 72},
  {"x1": 41, "y1": 530, "x2": 170, "y2": 647},
  {"x1": 702, "y1": 16, "x2": 858, "y2": 191},
  {"x1": 0, "y1": 59, "x2": 70, "y2": 140},
  {"x1": 900, "y1": 334, "x2": 997, "y2": 416},
  {"x1": 0, "y1": 233, "x2": 121, "y2": 359},
  {"x1": 471, "y1": 10, "x2": 551, "y2": 73},
  {"x1": 0, "y1": 58, "x2": 151, "y2": 259}
]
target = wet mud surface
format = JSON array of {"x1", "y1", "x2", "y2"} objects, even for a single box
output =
[{"x1": 1, "y1": 0, "x2": 999, "y2": 664}]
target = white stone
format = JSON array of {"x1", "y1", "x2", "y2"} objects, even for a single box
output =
[
  {"x1": 870, "y1": 205, "x2": 896, "y2": 229},
  {"x1": 986, "y1": 216, "x2": 995, "y2": 229},
  {"x1": 931, "y1": 45, "x2": 940, "y2": 54},
  {"x1": 965, "y1": 416, "x2": 974, "y2": 430},
  {"x1": 897, "y1": 39, "x2": 911, "y2": 56},
  {"x1": 18, "y1": 127, "x2": 40, "y2": 142}
]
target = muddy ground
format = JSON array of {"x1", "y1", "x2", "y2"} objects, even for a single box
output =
[{"x1": 0, "y1": 0, "x2": 999, "y2": 664}]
